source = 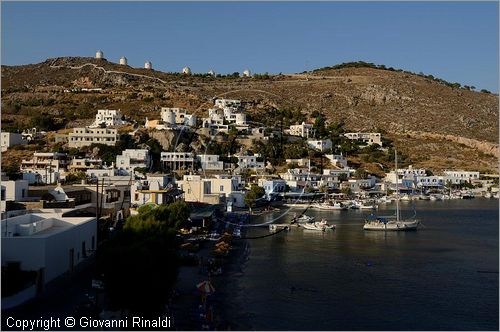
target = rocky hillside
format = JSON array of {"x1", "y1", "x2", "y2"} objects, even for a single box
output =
[{"x1": 1, "y1": 57, "x2": 498, "y2": 172}]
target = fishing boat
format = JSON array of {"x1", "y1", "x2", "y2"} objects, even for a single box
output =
[
  {"x1": 363, "y1": 150, "x2": 420, "y2": 232},
  {"x1": 302, "y1": 219, "x2": 335, "y2": 231}
]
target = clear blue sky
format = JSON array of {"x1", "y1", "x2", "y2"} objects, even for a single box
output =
[{"x1": 2, "y1": 1, "x2": 498, "y2": 92}]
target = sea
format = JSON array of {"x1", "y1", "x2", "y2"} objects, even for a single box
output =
[{"x1": 220, "y1": 198, "x2": 499, "y2": 330}]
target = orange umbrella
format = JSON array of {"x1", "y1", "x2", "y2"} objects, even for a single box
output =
[{"x1": 196, "y1": 280, "x2": 215, "y2": 294}]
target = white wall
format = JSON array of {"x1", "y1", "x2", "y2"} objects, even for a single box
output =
[{"x1": 1, "y1": 217, "x2": 96, "y2": 284}]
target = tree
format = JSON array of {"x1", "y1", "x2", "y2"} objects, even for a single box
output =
[
  {"x1": 98, "y1": 201, "x2": 190, "y2": 315},
  {"x1": 244, "y1": 185, "x2": 265, "y2": 214},
  {"x1": 64, "y1": 171, "x2": 87, "y2": 184},
  {"x1": 355, "y1": 168, "x2": 368, "y2": 179}
]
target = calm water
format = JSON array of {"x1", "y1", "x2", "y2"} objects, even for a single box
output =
[{"x1": 222, "y1": 199, "x2": 499, "y2": 330}]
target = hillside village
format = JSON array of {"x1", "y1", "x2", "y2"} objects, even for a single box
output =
[{"x1": 2, "y1": 93, "x2": 498, "y2": 215}]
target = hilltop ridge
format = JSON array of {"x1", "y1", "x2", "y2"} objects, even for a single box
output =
[{"x1": 1, "y1": 56, "x2": 498, "y2": 172}]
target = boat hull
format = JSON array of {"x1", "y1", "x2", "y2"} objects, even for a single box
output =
[{"x1": 363, "y1": 220, "x2": 419, "y2": 231}]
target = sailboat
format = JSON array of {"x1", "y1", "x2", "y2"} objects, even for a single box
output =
[{"x1": 363, "y1": 150, "x2": 420, "y2": 231}]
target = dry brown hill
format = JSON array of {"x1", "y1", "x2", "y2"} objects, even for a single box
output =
[{"x1": 1, "y1": 57, "x2": 498, "y2": 173}]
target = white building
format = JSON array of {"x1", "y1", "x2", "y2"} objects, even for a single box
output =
[
  {"x1": 307, "y1": 139, "x2": 333, "y2": 152},
  {"x1": 259, "y1": 179, "x2": 287, "y2": 199},
  {"x1": 1, "y1": 180, "x2": 29, "y2": 213},
  {"x1": 161, "y1": 152, "x2": 195, "y2": 171},
  {"x1": 90, "y1": 109, "x2": 127, "y2": 128},
  {"x1": 21, "y1": 153, "x2": 69, "y2": 184},
  {"x1": 21, "y1": 128, "x2": 45, "y2": 142},
  {"x1": 279, "y1": 168, "x2": 324, "y2": 191},
  {"x1": 210, "y1": 98, "x2": 247, "y2": 125},
  {"x1": 131, "y1": 174, "x2": 179, "y2": 206},
  {"x1": 196, "y1": 154, "x2": 225, "y2": 171},
  {"x1": 1, "y1": 132, "x2": 27, "y2": 152},
  {"x1": 443, "y1": 170, "x2": 480, "y2": 184},
  {"x1": 395, "y1": 166, "x2": 427, "y2": 178},
  {"x1": 1, "y1": 212, "x2": 96, "y2": 286},
  {"x1": 119, "y1": 56, "x2": 127, "y2": 65},
  {"x1": 235, "y1": 155, "x2": 265, "y2": 170},
  {"x1": 160, "y1": 108, "x2": 197, "y2": 127},
  {"x1": 178, "y1": 174, "x2": 245, "y2": 207},
  {"x1": 68, "y1": 127, "x2": 118, "y2": 148},
  {"x1": 341, "y1": 176, "x2": 377, "y2": 193},
  {"x1": 384, "y1": 171, "x2": 417, "y2": 189},
  {"x1": 182, "y1": 67, "x2": 192, "y2": 75},
  {"x1": 95, "y1": 50, "x2": 104, "y2": 59},
  {"x1": 242, "y1": 69, "x2": 251, "y2": 77},
  {"x1": 343, "y1": 132, "x2": 382, "y2": 146},
  {"x1": 145, "y1": 61, "x2": 152, "y2": 70},
  {"x1": 116, "y1": 149, "x2": 152, "y2": 175},
  {"x1": 288, "y1": 122, "x2": 314, "y2": 138},
  {"x1": 416, "y1": 176, "x2": 446, "y2": 188}
]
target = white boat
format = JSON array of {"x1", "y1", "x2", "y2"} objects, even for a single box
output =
[
  {"x1": 291, "y1": 213, "x2": 315, "y2": 223},
  {"x1": 377, "y1": 196, "x2": 394, "y2": 204},
  {"x1": 400, "y1": 194, "x2": 413, "y2": 201},
  {"x1": 351, "y1": 200, "x2": 377, "y2": 210},
  {"x1": 364, "y1": 217, "x2": 419, "y2": 231},
  {"x1": 313, "y1": 202, "x2": 348, "y2": 210},
  {"x1": 302, "y1": 219, "x2": 335, "y2": 231},
  {"x1": 364, "y1": 150, "x2": 420, "y2": 232},
  {"x1": 461, "y1": 191, "x2": 475, "y2": 199},
  {"x1": 429, "y1": 194, "x2": 443, "y2": 201}
]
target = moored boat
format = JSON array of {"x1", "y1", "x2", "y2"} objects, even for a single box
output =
[
  {"x1": 363, "y1": 150, "x2": 420, "y2": 232},
  {"x1": 313, "y1": 202, "x2": 348, "y2": 210},
  {"x1": 302, "y1": 219, "x2": 335, "y2": 231}
]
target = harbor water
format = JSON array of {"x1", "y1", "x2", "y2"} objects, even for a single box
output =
[{"x1": 222, "y1": 199, "x2": 499, "y2": 330}]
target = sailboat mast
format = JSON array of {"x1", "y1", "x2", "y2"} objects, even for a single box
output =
[{"x1": 395, "y1": 149, "x2": 400, "y2": 221}]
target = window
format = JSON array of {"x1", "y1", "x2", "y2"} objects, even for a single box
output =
[{"x1": 220, "y1": 185, "x2": 224, "y2": 191}]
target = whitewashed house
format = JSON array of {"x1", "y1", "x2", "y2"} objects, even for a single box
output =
[
  {"x1": 116, "y1": 149, "x2": 152, "y2": 175},
  {"x1": 1, "y1": 212, "x2": 96, "y2": 288},
  {"x1": 178, "y1": 174, "x2": 246, "y2": 207},
  {"x1": 90, "y1": 109, "x2": 128, "y2": 128},
  {"x1": 235, "y1": 155, "x2": 265, "y2": 170},
  {"x1": 196, "y1": 154, "x2": 225, "y2": 171},
  {"x1": 307, "y1": 139, "x2": 333, "y2": 152},
  {"x1": 343, "y1": 132, "x2": 382, "y2": 146},
  {"x1": 160, "y1": 107, "x2": 197, "y2": 127},
  {"x1": 131, "y1": 174, "x2": 179, "y2": 206},
  {"x1": 287, "y1": 122, "x2": 314, "y2": 138},
  {"x1": 1, "y1": 132, "x2": 27, "y2": 152},
  {"x1": 161, "y1": 152, "x2": 195, "y2": 171},
  {"x1": 443, "y1": 170, "x2": 480, "y2": 184},
  {"x1": 21, "y1": 153, "x2": 69, "y2": 184}
]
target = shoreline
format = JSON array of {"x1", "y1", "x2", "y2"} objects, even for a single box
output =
[{"x1": 170, "y1": 211, "x2": 256, "y2": 331}]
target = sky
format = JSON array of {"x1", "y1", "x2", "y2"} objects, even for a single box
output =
[{"x1": 1, "y1": 1, "x2": 499, "y2": 92}]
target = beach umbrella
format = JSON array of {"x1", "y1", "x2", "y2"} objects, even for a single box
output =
[{"x1": 196, "y1": 280, "x2": 215, "y2": 294}]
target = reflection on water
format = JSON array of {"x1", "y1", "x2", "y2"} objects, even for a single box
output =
[{"x1": 226, "y1": 199, "x2": 499, "y2": 331}]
